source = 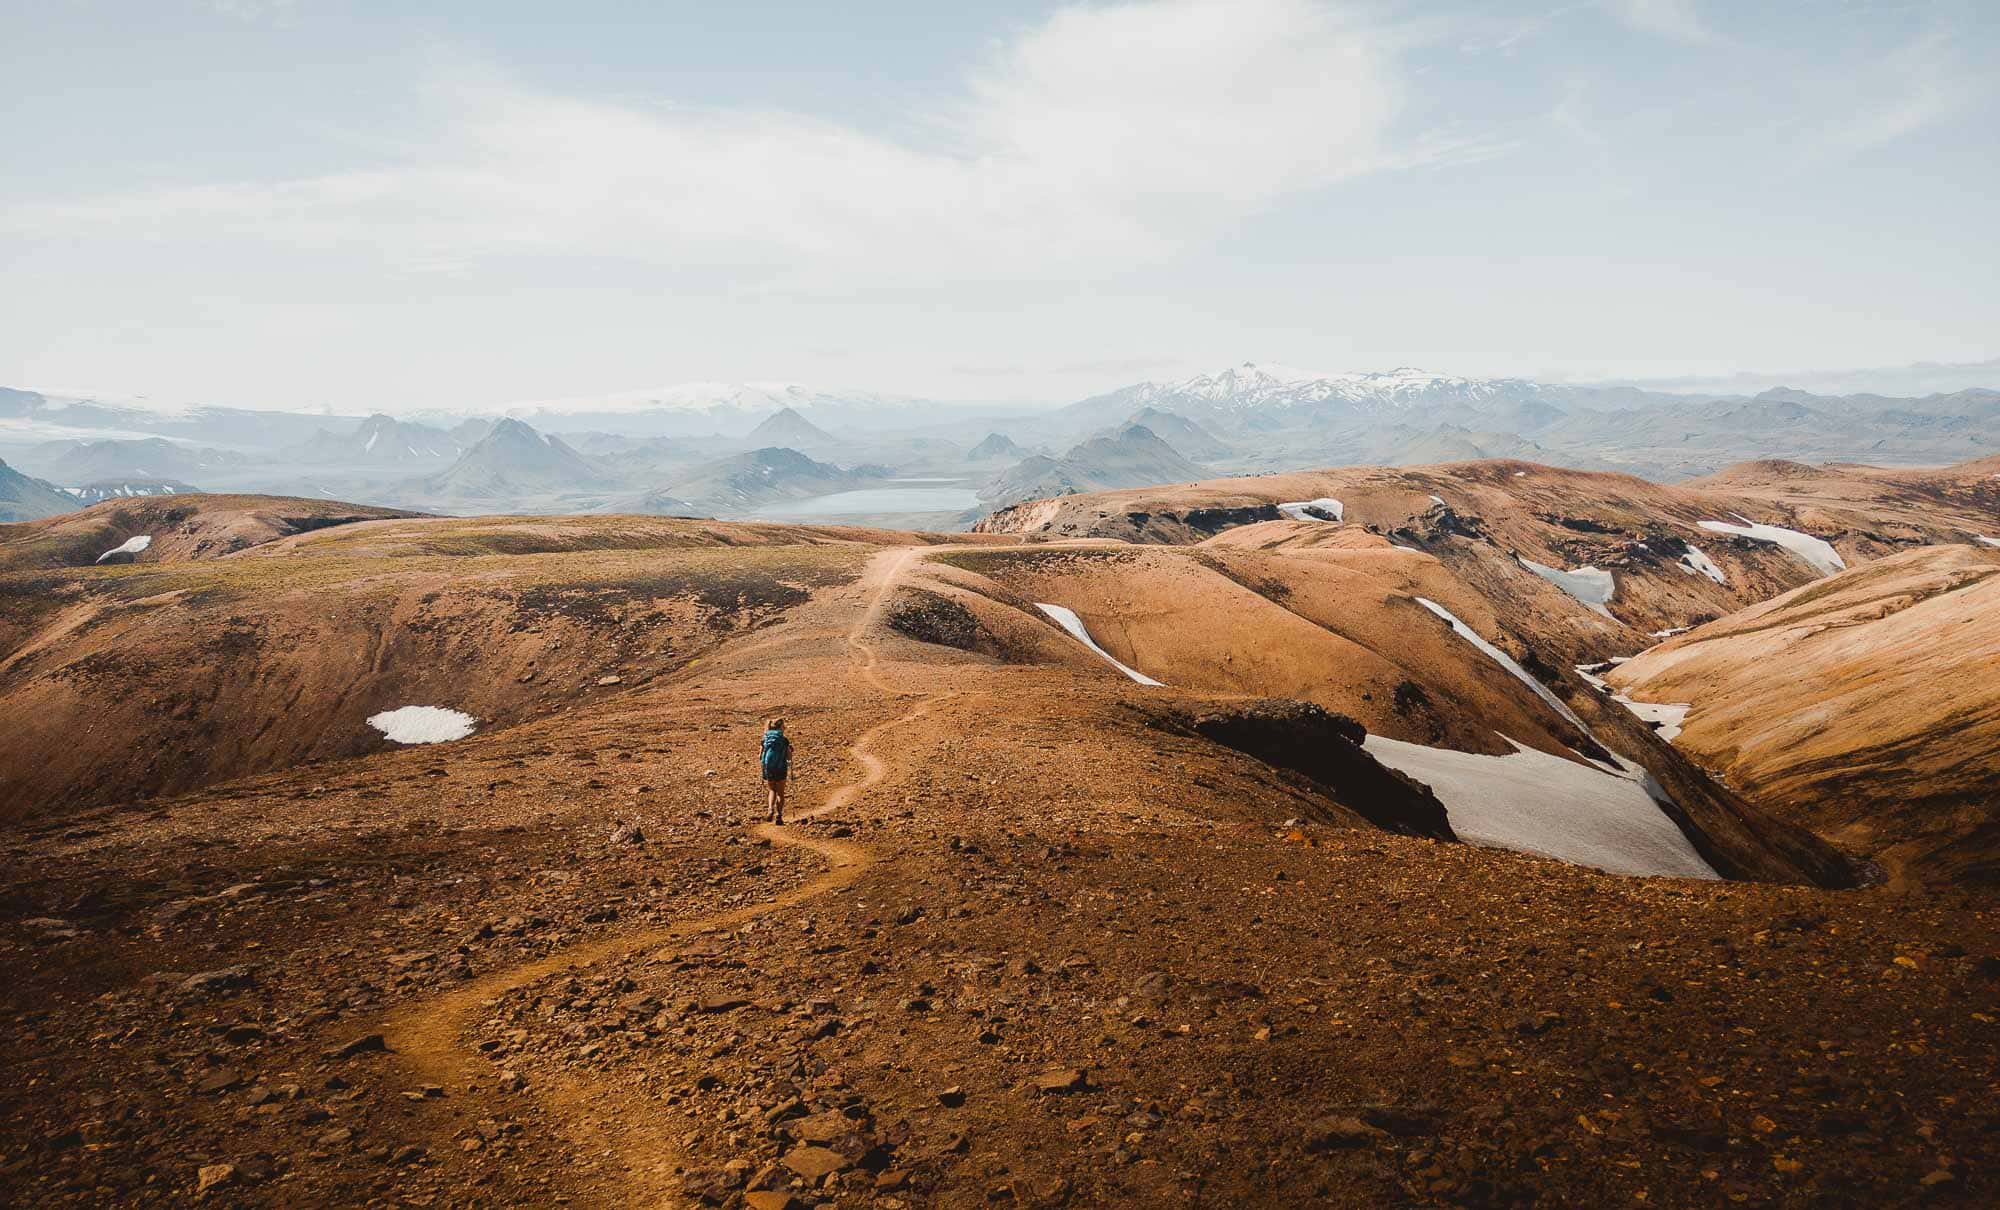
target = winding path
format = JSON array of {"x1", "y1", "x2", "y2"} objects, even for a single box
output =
[{"x1": 379, "y1": 546, "x2": 942, "y2": 1204}]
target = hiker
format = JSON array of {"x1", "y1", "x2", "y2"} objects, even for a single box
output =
[{"x1": 760, "y1": 717, "x2": 792, "y2": 824}]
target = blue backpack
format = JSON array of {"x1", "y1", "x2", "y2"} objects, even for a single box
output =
[{"x1": 760, "y1": 729, "x2": 791, "y2": 778}]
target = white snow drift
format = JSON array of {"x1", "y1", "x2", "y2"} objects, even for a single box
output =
[
  {"x1": 1974, "y1": 535, "x2": 2000, "y2": 549},
  {"x1": 1415, "y1": 598, "x2": 1598, "y2": 740},
  {"x1": 368, "y1": 706, "x2": 478, "y2": 745},
  {"x1": 1676, "y1": 544, "x2": 1728, "y2": 585},
  {"x1": 1697, "y1": 516, "x2": 1844, "y2": 577},
  {"x1": 94, "y1": 535, "x2": 152, "y2": 563},
  {"x1": 1574, "y1": 664, "x2": 1691, "y2": 743},
  {"x1": 1276, "y1": 497, "x2": 1344, "y2": 522},
  {"x1": 1517, "y1": 557, "x2": 1615, "y2": 619},
  {"x1": 1035, "y1": 604, "x2": 1163, "y2": 687},
  {"x1": 1363, "y1": 735, "x2": 1718, "y2": 879}
]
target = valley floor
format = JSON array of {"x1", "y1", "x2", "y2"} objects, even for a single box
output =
[{"x1": 3, "y1": 546, "x2": 1997, "y2": 1208}]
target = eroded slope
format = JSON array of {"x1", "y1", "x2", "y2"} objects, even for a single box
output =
[{"x1": 1609, "y1": 544, "x2": 2000, "y2": 888}]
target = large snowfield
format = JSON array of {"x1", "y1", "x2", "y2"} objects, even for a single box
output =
[
  {"x1": 1517, "y1": 557, "x2": 1615, "y2": 618},
  {"x1": 368, "y1": 706, "x2": 478, "y2": 744},
  {"x1": 1697, "y1": 517, "x2": 1845, "y2": 577},
  {"x1": 1035, "y1": 604, "x2": 1164, "y2": 686},
  {"x1": 1364, "y1": 735, "x2": 1719, "y2": 879}
]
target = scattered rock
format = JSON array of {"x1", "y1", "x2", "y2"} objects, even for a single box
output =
[
  {"x1": 1032, "y1": 1068, "x2": 1088, "y2": 1094},
  {"x1": 329, "y1": 1032, "x2": 388, "y2": 1058},
  {"x1": 180, "y1": 966, "x2": 253, "y2": 994},
  {"x1": 781, "y1": 1145, "x2": 851, "y2": 1181},
  {"x1": 195, "y1": 1163, "x2": 235, "y2": 1195},
  {"x1": 1305, "y1": 1115, "x2": 1387, "y2": 1151},
  {"x1": 193, "y1": 1068, "x2": 244, "y2": 1095}
]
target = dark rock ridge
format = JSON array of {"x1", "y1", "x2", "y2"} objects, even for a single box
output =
[{"x1": 1170, "y1": 699, "x2": 1458, "y2": 842}]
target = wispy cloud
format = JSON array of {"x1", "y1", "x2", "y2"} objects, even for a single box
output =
[
  {"x1": 1795, "y1": 26, "x2": 1983, "y2": 163},
  {"x1": 4, "y1": 0, "x2": 1435, "y2": 285}
]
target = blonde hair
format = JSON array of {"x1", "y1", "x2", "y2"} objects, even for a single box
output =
[{"x1": 768, "y1": 717, "x2": 785, "y2": 730}]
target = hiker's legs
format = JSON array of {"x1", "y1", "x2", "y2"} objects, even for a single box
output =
[{"x1": 767, "y1": 777, "x2": 786, "y2": 823}]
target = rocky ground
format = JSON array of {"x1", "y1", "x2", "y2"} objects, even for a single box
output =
[{"x1": 3, "y1": 521, "x2": 1997, "y2": 1207}]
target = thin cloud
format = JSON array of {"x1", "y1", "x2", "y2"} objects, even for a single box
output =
[
  {"x1": 1607, "y1": 0, "x2": 1717, "y2": 44},
  {"x1": 1795, "y1": 27, "x2": 1983, "y2": 163},
  {"x1": 4, "y1": 0, "x2": 1428, "y2": 285}
]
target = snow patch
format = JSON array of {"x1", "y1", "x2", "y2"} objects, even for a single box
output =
[
  {"x1": 368, "y1": 706, "x2": 477, "y2": 745},
  {"x1": 1676, "y1": 543, "x2": 1727, "y2": 584},
  {"x1": 1697, "y1": 517, "x2": 1844, "y2": 577},
  {"x1": 1974, "y1": 535, "x2": 2000, "y2": 549},
  {"x1": 1363, "y1": 735, "x2": 1718, "y2": 879},
  {"x1": 94, "y1": 535, "x2": 152, "y2": 562},
  {"x1": 1277, "y1": 497, "x2": 1344, "y2": 522},
  {"x1": 1649, "y1": 626, "x2": 1690, "y2": 638},
  {"x1": 1517, "y1": 557, "x2": 1616, "y2": 619},
  {"x1": 1416, "y1": 598, "x2": 1597, "y2": 739},
  {"x1": 1575, "y1": 665, "x2": 1691, "y2": 743},
  {"x1": 1618, "y1": 698, "x2": 1690, "y2": 743},
  {"x1": 1035, "y1": 604, "x2": 1163, "y2": 686}
]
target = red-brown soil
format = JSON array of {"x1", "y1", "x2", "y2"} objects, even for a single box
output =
[
  {"x1": 1610, "y1": 544, "x2": 2000, "y2": 890},
  {"x1": 975, "y1": 457, "x2": 2000, "y2": 656},
  {"x1": 0, "y1": 503, "x2": 1015, "y2": 823},
  {"x1": 0, "y1": 495, "x2": 421, "y2": 573},
  {"x1": 2, "y1": 503, "x2": 1995, "y2": 1208}
]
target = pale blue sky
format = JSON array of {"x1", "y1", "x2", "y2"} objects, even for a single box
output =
[{"x1": 3, "y1": 0, "x2": 1994, "y2": 411}]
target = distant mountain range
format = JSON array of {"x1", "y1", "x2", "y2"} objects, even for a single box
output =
[
  {"x1": 745, "y1": 406, "x2": 843, "y2": 452},
  {"x1": 423, "y1": 418, "x2": 613, "y2": 499},
  {"x1": 69, "y1": 480, "x2": 201, "y2": 507},
  {"x1": 33, "y1": 437, "x2": 248, "y2": 485},
  {"x1": 1118, "y1": 406, "x2": 1232, "y2": 460},
  {"x1": 4, "y1": 360, "x2": 1997, "y2": 524},
  {"x1": 629, "y1": 446, "x2": 882, "y2": 514},
  {"x1": 0, "y1": 458, "x2": 76, "y2": 522},
  {"x1": 981, "y1": 423, "x2": 1207, "y2": 507},
  {"x1": 288, "y1": 414, "x2": 466, "y2": 466},
  {"x1": 966, "y1": 432, "x2": 1026, "y2": 463},
  {"x1": 1048, "y1": 363, "x2": 2000, "y2": 481}
]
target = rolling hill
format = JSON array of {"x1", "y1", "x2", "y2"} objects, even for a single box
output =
[{"x1": 1608, "y1": 544, "x2": 2000, "y2": 889}]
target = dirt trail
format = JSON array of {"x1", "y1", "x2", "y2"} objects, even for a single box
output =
[{"x1": 379, "y1": 545, "x2": 942, "y2": 1205}]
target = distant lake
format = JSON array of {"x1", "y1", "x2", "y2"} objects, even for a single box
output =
[{"x1": 761, "y1": 484, "x2": 982, "y2": 517}]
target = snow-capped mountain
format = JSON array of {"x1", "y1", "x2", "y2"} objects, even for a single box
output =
[
  {"x1": 1062, "y1": 363, "x2": 1554, "y2": 432},
  {"x1": 68, "y1": 479, "x2": 202, "y2": 506}
]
